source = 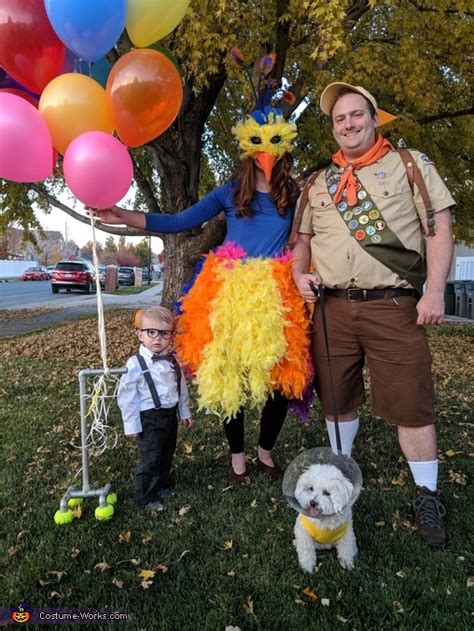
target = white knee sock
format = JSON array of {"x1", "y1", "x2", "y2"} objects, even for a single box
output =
[
  {"x1": 325, "y1": 417, "x2": 359, "y2": 457},
  {"x1": 407, "y1": 460, "x2": 438, "y2": 491}
]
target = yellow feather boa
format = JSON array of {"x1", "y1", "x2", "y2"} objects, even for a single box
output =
[{"x1": 175, "y1": 247, "x2": 311, "y2": 419}]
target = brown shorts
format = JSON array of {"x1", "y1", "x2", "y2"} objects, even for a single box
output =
[{"x1": 312, "y1": 295, "x2": 435, "y2": 427}]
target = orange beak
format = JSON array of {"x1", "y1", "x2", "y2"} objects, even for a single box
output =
[{"x1": 255, "y1": 152, "x2": 277, "y2": 183}]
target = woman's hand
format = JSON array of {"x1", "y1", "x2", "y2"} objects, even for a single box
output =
[
  {"x1": 86, "y1": 205, "x2": 146, "y2": 230},
  {"x1": 86, "y1": 205, "x2": 125, "y2": 225}
]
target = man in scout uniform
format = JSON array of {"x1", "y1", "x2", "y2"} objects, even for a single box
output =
[{"x1": 291, "y1": 82, "x2": 455, "y2": 548}]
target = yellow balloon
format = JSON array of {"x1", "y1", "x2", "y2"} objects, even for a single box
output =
[
  {"x1": 39, "y1": 74, "x2": 114, "y2": 155},
  {"x1": 126, "y1": 0, "x2": 190, "y2": 48}
]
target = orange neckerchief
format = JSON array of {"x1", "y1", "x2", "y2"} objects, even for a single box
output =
[{"x1": 332, "y1": 134, "x2": 394, "y2": 206}]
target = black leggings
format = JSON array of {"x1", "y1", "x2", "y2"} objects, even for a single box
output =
[{"x1": 223, "y1": 391, "x2": 288, "y2": 454}]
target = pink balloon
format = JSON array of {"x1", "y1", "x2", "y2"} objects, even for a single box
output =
[
  {"x1": 0, "y1": 92, "x2": 53, "y2": 182},
  {"x1": 63, "y1": 131, "x2": 133, "y2": 208}
]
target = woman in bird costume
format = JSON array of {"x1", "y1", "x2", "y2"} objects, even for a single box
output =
[{"x1": 95, "y1": 51, "x2": 312, "y2": 483}]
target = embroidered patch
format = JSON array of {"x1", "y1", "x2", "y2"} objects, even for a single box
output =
[
  {"x1": 355, "y1": 230, "x2": 365, "y2": 240},
  {"x1": 348, "y1": 219, "x2": 359, "y2": 230},
  {"x1": 371, "y1": 234, "x2": 382, "y2": 244},
  {"x1": 369, "y1": 209, "x2": 380, "y2": 220},
  {"x1": 359, "y1": 214, "x2": 369, "y2": 225}
]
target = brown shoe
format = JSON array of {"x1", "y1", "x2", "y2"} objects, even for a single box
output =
[
  {"x1": 227, "y1": 464, "x2": 249, "y2": 485},
  {"x1": 412, "y1": 486, "x2": 446, "y2": 548},
  {"x1": 257, "y1": 458, "x2": 283, "y2": 481}
]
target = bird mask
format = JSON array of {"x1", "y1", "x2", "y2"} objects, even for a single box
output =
[{"x1": 230, "y1": 48, "x2": 298, "y2": 182}]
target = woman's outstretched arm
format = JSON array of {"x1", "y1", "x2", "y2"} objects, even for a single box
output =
[{"x1": 94, "y1": 184, "x2": 229, "y2": 234}]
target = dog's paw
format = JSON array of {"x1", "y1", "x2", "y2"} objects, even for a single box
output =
[
  {"x1": 299, "y1": 559, "x2": 316, "y2": 573},
  {"x1": 338, "y1": 555, "x2": 355, "y2": 571}
]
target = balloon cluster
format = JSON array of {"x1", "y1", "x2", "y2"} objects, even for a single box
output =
[{"x1": 0, "y1": 0, "x2": 189, "y2": 208}]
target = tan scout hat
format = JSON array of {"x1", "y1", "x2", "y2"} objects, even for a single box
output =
[
  {"x1": 320, "y1": 81, "x2": 397, "y2": 127},
  {"x1": 320, "y1": 82, "x2": 377, "y2": 115}
]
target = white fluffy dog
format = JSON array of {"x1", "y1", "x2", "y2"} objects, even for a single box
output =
[{"x1": 293, "y1": 463, "x2": 357, "y2": 572}]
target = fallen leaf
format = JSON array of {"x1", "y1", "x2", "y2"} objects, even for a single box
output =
[
  {"x1": 227, "y1": 569, "x2": 236, "y2": 576},
  {"x1": 393, "y1": 601, "x2": 405, "y2": 614},
  {"x1": 321, "y1": 598, "x2": 330, "y2": 607},
  {"x1": 70, "y1": 548, "x2": 80, "y2": 559},
  {"x1": 448, "y1": 470, "x2": 467, "y2": 485},
  {"x1": 118, "y1": 531, "x2": 131, "y2": 544},
  {"x1": 94, "y1": 562, "x2": 111, "y2": 572},
  {"x1": 302, "y1": 587, "x2": 318, "y2": 601},
  {"x1": 391, "y1": 472, "x2": 407, "y2": 486},
  {"x1": 47, "y1": 571, "x2": 65, "y2": 582},
  {"x1": 223, "y1": 540, "x2": 233, "y2": 550},
  {"x1": 72, "y1": 505, "x2": 82, "y2": 519},
  {"x1": 225, "y1": 626, "x2": 241, "y2": 631},
  {"x1": 138, "y1": 569, "x2": 156, "y2": 580},
  {"x1": 112, "y1": 578, "x2": 123, "y2": 589},
  {"x1": 182, "y1": 443, "x2": 193, "y2": 454},
  {"x1": 17, "y1": 530, "x2": 28, "y2": 540},
  {"x1": 141, "y1": 531, "x2": 153, "y2": 544},
  {"x1": 141, "y1": 580, "x2": 153, "y2": 589},
  {"x1": 445, "y1": 449, "x2": 461, "y2": 457},
  {"x1": 250, "y1": 499, "x2": 257, "y2": 508},
  {"x1": 243, "y1": 597, "x2": 254, "y2": 615},
  {"x1": 179, "y1": 506, "x2": 190, "y2": 516},
  {"x1": 155, "y1": 564, "x2": 168, "y2": 573},
  {"x1": 396, "y1": 571, "x2": 406, "y2": 578},
  {"x1": 375, "y1": 521, "x2": 385, "y2": 527},
  {"x1": 467, "y1": 576, "x2": 474, "y2": 588},
  {"x1": 336, "y1": 614, "x2": 348, "y2": 623}
]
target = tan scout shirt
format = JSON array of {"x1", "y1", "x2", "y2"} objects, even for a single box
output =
[{"x1": 297, "y1": 150, "x2": 455, "y2": 289}]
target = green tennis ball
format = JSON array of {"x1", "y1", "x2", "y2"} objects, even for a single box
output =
[
  {"x1": 95, "y1": 504, "x2": 114, "y2": 521},
  {"x1": 106, "y1": 493, "x2": 118, "y2": 505},
  {"x1": 67, "y1": 497, "x2": 84, "y2": 508},
  {"x1": 54, "y1": 509, "x2": 73, "y2": 525}
]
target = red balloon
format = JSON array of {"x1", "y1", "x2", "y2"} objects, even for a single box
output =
[{"x1": 0, "y1": 0, "x2": 65, "y2": 94}]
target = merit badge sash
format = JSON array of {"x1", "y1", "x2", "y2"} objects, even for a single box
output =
[{"x1": 325, "y1": 165, "x2": 425, "y2": 294}]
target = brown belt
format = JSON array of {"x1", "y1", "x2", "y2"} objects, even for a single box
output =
[{"x1": 324, "y1": 288, "x2": 416, "y2": 302}]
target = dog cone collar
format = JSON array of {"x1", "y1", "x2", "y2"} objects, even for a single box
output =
[{"x1": 282, "y1": 447, "x2": 362, "y2": 519}]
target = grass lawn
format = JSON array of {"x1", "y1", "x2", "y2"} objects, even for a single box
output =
[
  {"x1": 0, "y1": 313, "x2": 472, "y2": 630},
  {"x1": 114, "y1": 284, "x2": 160, "y2": 295}
]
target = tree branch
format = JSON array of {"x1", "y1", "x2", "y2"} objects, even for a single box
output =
[
  {"x1": 343, "y1": 0, "x2": 371, "y2": 27},
  {"x1": 407, "y1": 0, "x2": 473, "y2": 16},
  {"x1": 418, "y1": 108, "x2": 474, "y2": 124},
  {"x1": 29, "y1": 184, "x2": 153, "y2": 238}
]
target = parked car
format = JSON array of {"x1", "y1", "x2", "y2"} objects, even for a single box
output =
[
  {"x1": 45, "y1": 265, "x2": 56, "y2": 278},
  {"x1": 142, "y1": 267, "x2": 151, "y2": 283},
  {"x1": 118, "y1": 266, "x2": 135, "y2": 286},
  {"x1": 21, "y1": 266, "x2": 49, "y2": 281},
  {"x1": 50, "y1": 260, "x2": 96, "y2": 293}
]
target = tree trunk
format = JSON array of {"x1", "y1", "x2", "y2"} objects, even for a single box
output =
[{"x1": 148, "y1": 68, "x2": 228, "y2": 308}]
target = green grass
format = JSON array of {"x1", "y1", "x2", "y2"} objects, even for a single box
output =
[
  {"x1": 0, "y1": 322, "x2": 472, "y2": 631},
  {"x1": 113, "y1": 284, "x2": 160, "y2": 295}
]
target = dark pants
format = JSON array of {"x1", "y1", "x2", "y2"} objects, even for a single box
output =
[
  {"x1": 135, "y1": 407, "x2": 178, "y2": 506},
  {"x1": 223, "y1": 391, "x2": 288, "y2": 454}
]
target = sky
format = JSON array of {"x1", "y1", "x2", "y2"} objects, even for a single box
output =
[{"x1": 34, "y1": 195, "x2": 163, "y2": 252}]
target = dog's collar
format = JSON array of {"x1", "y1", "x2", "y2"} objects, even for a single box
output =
[{"x1": 300, "y1": 515, "x2": 349, "y2": 544}]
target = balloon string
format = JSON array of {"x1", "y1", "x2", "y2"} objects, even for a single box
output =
[{"x1": 89, "y1": 213, "x2": 108, "y2": 373}]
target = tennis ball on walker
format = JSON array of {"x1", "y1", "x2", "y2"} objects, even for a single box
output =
[
  {"x1": 67, "y1": 497, "x2": 84, "y2": 508},
  {"x1": 54, "y1": 509, "x2": 73, "y2": 525},
  {"x1": 95, "y1": 504, "x2": 114, "y2": 521},
  {"x1": 106, "y1": 493, "x2": 118, "y2": 505}
]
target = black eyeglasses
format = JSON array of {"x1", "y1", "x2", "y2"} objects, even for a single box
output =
[{"x1": 140, "y1": 328, "x2": 174, "y2": 339}]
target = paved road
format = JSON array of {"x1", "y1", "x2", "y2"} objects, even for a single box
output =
[{"x1": 0, "y1": 282, "x2": 164, "y2": 338}]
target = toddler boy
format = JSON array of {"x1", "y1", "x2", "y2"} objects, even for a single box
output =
[{"x1": 118, "y1": 306, "x2": 193, "y2": 511}]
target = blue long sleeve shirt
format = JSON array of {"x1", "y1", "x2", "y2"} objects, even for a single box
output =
[{"x1": 145, "y1": 181, "x2": 294, "y2": 257}]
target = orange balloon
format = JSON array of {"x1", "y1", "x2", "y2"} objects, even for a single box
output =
[
  {"x1": 106, "y1": 49, "x2": 183, "y2": 147},
  {"x1": 39, "y1": 74, "x2": 114, "y2": 155}
]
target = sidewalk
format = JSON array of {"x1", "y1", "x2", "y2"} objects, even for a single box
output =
[{"x1": 0, "y1": 283, "x2": 164, "y2": 338}]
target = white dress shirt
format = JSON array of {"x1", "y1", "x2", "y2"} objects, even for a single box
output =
[{"x1": 118, "y1": 345, "x2": 191, "y2": 435}]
